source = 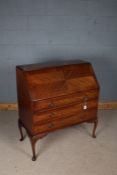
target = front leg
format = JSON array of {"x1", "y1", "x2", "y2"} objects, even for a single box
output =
[
  {"x1": 92, "y1": 119, "x2": 98, "y2": 138},
  {"x1": 28, "y1": 133, "x2": 47, "y2": 161},
  {"x1": 29, "y1": 136, "x2": 37, "y2": 161}
]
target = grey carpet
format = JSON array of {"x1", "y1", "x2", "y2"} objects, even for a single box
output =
[{"x1": 0, "y1": 110, "x2": 117, "y2": 175}]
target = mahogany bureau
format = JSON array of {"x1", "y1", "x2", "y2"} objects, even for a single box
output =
[{"x1": 16, "y1": 60, "x2": 100, "y2": 161}]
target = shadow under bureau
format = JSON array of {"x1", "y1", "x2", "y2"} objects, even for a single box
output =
[{"x1": 16, "y1": 60, "x2": 100, "y2": 161}]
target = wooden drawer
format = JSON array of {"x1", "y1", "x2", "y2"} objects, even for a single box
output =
[
  {"x1": 32, "y1": 90, "x2": 98, "y2": 113},
  {"x1": 33, "y1": 99, "x2": 98, "y2": 124},
  {"x1": 33, "y1": 109, "x2": 97, "y2": 134}
]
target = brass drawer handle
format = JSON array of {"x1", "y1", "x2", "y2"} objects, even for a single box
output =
[
  {"x1": 48, "y1": 123, "x2": 54, "y2": 128},
  {"x1": 49, "y1": 112, "x2": 56, "y2": 117},
  {"x1": 48, "y1": 102, "x2": 55, "y2": 108}
]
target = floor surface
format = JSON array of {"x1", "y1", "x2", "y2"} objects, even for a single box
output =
[{"x1": 0, "y1": 110, "x2": 117, "y2": 175}]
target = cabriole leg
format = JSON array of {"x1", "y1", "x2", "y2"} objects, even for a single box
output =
[
  {"x1": 92, "y1": 120, "x2": 98, "y2": 138},
  {"x1": 29, "y1": 136, "x2": 37, "y2": 161},
  {"x1": 18, "y1": 120, "x2": 47, "y2": 161},
  {"x1": 18, "y1": 119, "x2": 24, "y2": 141},
  {"x1": 29, "y1": 133, "x2": 47, "y2": 161}
]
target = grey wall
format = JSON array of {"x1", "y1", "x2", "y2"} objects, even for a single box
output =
[{"x1": 0, "y1": 0, "x2": 117, "y2": 102}]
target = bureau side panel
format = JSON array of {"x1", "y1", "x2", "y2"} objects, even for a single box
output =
[
  {"x1": 89, "y1": 64, "x2": 100, "y2": 90},
  {"x1": 16, "y1": 67, "x2": 33, "y2": 134}
]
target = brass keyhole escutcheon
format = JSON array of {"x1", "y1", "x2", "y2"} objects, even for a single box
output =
[
  {"x1": 83, "y1": 96, "x2": 88, "y2": 110},
  {"x1": 83, "y1": 96, "x2": 88, "y2": 102}
]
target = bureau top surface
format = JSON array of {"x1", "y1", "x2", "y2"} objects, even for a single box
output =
[
  {"x1": 16, "y1": 60, "x2": 89, "y2": 72},
  {"x1": 16, "y1": 60, "x2": 99, "y2": 101}
]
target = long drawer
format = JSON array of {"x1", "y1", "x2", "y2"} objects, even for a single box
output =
[
  {"x1": 33, "y1": 109, "x2": 97, "y2": 134},
  {"x1": 33, "y1": 99, "x2": 98, "y2": 124},
  {"x1": 32, "y1": 90, "x2": 98, "y2": 113}
]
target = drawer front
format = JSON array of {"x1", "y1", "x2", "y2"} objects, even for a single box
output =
[
  {"x1": 33, "y1": 109, "x2": 97, "y2": 134},
  {"x1": 33, "y1": 99, "x2": 98, "y2": 124},
  {"x1": 33, "y1": 90, "x2": 98, "y2": 112}
]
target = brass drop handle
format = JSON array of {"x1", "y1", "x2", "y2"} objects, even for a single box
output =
[
  {"x1": 48, "y1": 123, "x2": 54, "y2": 128},
  {"x1": 48, "y1": 102, "x2": 55, "y2": 108},
  {"x1": 49, "y1": 112, "x2": 56, "y2": 117}
]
